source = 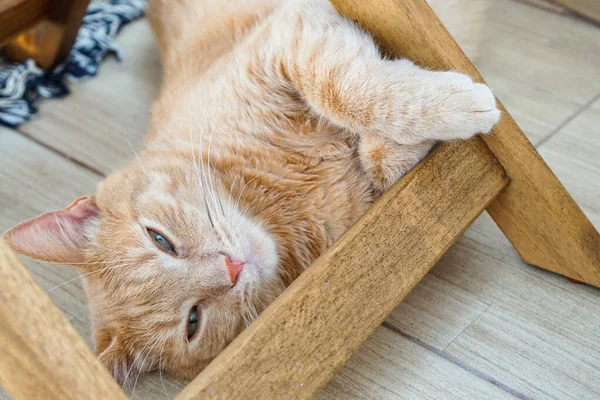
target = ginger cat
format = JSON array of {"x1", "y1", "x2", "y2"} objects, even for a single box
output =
[{"x1": 4, "y1": 0, "x2": 499, "y2": 384}]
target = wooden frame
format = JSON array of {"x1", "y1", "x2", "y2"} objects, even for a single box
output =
[
  {"x1": 0, "y1": 0, "x2": 90, "y2": 69},
  {"x1": 1, "y1": 0, "x2": 598, "y2": 399}
]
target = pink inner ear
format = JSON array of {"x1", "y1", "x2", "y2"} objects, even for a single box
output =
[
  {"x1": 66, "y1": 196, "x2": 100, "y2": 218},
  {"x1": 3, "y1": 195, "x2": 99, "y2": 264}
]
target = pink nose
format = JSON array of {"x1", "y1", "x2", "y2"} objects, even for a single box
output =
[{"x1": 225, "y1": 256, "x2": 244, "y2": 285}]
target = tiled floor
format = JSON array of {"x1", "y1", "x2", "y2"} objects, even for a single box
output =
[{"x1": 1, "y1": 0, "x2": 599, "y2": 398}]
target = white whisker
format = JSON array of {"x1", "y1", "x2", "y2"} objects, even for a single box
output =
[
  {"x1": 185, "y1": 78, "x2": 215, "y2": 230},
  {"x1": 234, "y1": 197, "x2": 260, "y2": 232},
  {"x1": 159, "y1": 338, "x2": 171, "y2": 400},
  {"x1": 126, "y1": 139, "x2": 150, "y2": 182},
  {"x1": 234, "y1": 175, "x2": 258, "y2": 216},
  {"x1": 198, "y1": 123, "x2": 218, "y2": 230},
  {"x1": 47, "y1": 262, "x2": 135, "y2": 292},
  {"x1": 206, "y1": 119, "x2": 225, "y2": 216},
  {"x1": 227, "y1": 174, "x2": 239, "y2": 218},
  {"x1": 122, "y1": 332, "x2": 160, "y2": 390},
  {"x1": 131, "y1": 335, "x2": 161, "y2": 399}
]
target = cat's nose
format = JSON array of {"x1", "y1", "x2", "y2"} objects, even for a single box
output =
[{"x1": 225, "y1": 256, "x2": 244, "y2": 285}]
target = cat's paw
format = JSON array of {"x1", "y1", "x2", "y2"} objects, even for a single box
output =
[{"x1": 421, "y1": 71, "x2": 501, "y2": 141}]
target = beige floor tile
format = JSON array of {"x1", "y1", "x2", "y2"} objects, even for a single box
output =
[
  {"x1": 445, "y1": 304, "x2": 600, "y2": 399},
  {"x1": 319, "y1": 327, "x2": 516, "y2": 400},
  {"x1": 385, "y1": 272, "x2": 491, "y2": 350},
  {"x1": 537, "y1": 99, "x2": 600, "y2": 216},
  {"x1": 477, "y1": 0, "x2": 600, "y2": 144}
]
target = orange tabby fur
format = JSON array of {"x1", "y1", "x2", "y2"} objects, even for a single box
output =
[{"x1": 4, "y1": 0, "x2": 499, "y2": 384}]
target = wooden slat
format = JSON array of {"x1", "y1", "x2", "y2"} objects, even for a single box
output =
[
  {"x1": 329, "y1": 0, "x2": 600, "y2": 286},
  {"x1": 175, "y1": 139, "x2": 508, "y2": 400},
  {"x1": 0, "y1": 0, "x2": 51, "y2": 46},
  {"x1": 0, "y1": 239, "x2": 127, "y2": 400}
]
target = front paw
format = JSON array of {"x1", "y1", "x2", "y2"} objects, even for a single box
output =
[{"x1": 423, "y1": 71, "x2": 501, "y2": 141}]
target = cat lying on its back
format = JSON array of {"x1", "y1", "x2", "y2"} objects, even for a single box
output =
[{"x1": 4, "y1": 0, "x2": 499, "y2": 383}]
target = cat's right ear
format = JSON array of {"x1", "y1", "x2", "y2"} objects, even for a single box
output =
[{"x1": 2, "y1": 195, "x2": 100, "y2": 265}]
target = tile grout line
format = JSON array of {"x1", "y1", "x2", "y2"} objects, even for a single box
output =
[
  {"x1": 442, "y1": 303, "x2": 493, "y2": 352},
  {"x1": 511, "y1": 0, "x2": 567, "y2": 15},
  {"x1": 535, "y1": 93, "x2": 600, "y2": 148},
  {"x1": 381, "y1": 322, "x2": 533, "y2": 400},
  {"x1": 14, "y1": 128, "x2": 107, "y2": 177},
  {"x1": 511, "y1": 0, "x2": 600, "y2": 28},
  {"x1": 544, "y1": 0, "x2": 600, "y2": 27}
]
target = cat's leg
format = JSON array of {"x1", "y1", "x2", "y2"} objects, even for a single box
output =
[
  {"x1": 279, "y1": 1, "x2": 500, "y2": 146},
  {"x1": 358, "y1": 134, "x2": 435, "y2": 193}
]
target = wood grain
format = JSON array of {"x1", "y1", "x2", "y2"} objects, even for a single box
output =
[
  {"x1": 0, "y1": 238, "x2": 128, "y2": 400},
  {"x1": 329, "y1": 0, "x2": 600, "y2": 287},
  {"x1": 2, "y1": 0, "x2": 90, "y2": 69},
  {"x1": 175, "y1": 139, "x2": 508, "y2": 400},
  {"x1": 0, "y1": 0, "x2": 51, "y2": 46}
]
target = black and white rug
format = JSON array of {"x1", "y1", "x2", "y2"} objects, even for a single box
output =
[{"x1": 0, "y1": 0, "x2": 146, "y2": 128}]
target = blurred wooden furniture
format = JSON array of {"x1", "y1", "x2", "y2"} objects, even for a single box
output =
[
  {"x1": 0, "y1": 0, "x2": 598, "y2": 399},
  {"x1": 0, "y1": 0, "x2": 90, "y2": 69},
  {"x1": 553, "y1": 0, "x2": 600, "y2": 24}
]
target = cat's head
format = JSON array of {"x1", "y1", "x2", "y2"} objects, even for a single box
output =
[{"x1": 3, "y1": 155, "x2": 283, "y2": 383}]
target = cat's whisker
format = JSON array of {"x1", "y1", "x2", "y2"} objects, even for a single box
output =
[
  {"x1": 204, "y1": 196, "x2": 215, "y2": 229},
  {"x1": 126, "y1": 138, "x2": 150, "y2": 182},
  {"x1": 197, "y1": 123, "x2": 218, "y2": 231},
  {"x1": 184, "y1": 71, "x2": 218, "y2": 230},
  {"x1": 234, "y1": 197, "x2": 260, "y2": 232},
  {"x1": 203, "y1": 124, "x2": 221, "y2": 222},
  {"x1": 122, "y1": 347, "x2": 144, "y2": 389},
  {"x1": 207, "y1": 119, "x2": 225, "y2": 216},
  {"x1": 122, "y1": 331, "x2": 160, "y2": 390},
  {"x1": 185, "y1": 80, "x2": 216, "y2": 231},
  {"x1": 158, "y1": 337, "x2": 171, "y2": 400},
  {"x1": 226, "y1": 174, "x2": 239, "y2": 219},
  {"x1": 131, "y1": 334, "x2": 162, "y2": 399},
  {"x1": 40, "y1": 258, "x2": 137, "y2": 266},
  {"x1": 188, "y1": 97, "x2": 204, "y2": 199},
  {"x1": 233, "y1": 175, "x2": 258, "y2": 219},
  {"x1": 189, "y1": 119, "x2": 214, "y2": 231},
  {"x1": 47, "y1": 262, "x2": 134, "y2": 292}
]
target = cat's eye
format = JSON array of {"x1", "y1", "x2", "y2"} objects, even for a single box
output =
[
  {"x1": 147, "y1": 228, "x2": 175, "y2": 253},
  {"x1": 187, "y1": 306, "x2": 200, "y2": 340}
]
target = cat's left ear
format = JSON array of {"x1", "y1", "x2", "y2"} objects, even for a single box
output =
[{"x1": 3, "y1": 195, "x2": 99, "y2": 265}]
